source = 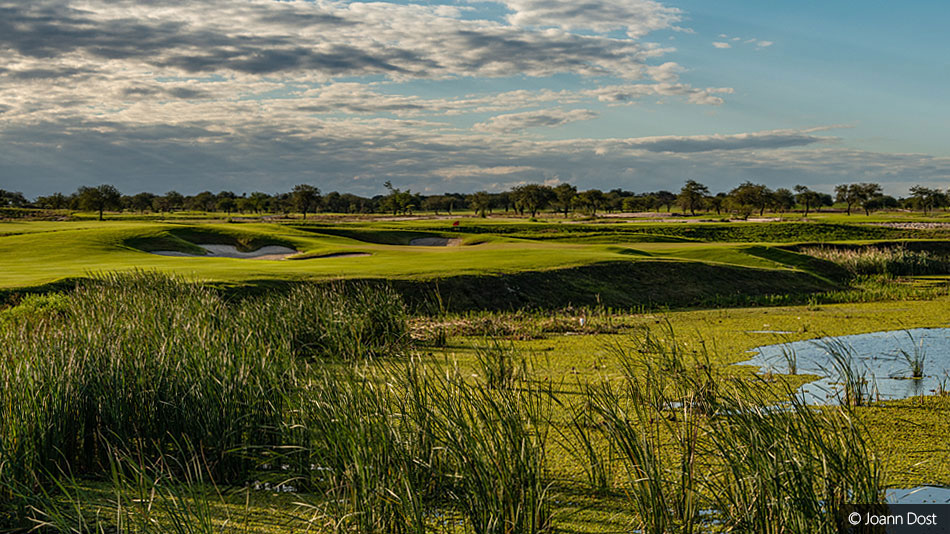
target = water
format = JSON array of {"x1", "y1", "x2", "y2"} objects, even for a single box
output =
[
  {"x1": 738, "y1": 328, "x2": 950, "y2": 404},
  {"x1": 888, "y1": 486, "x2": 950, "y2": 504}
]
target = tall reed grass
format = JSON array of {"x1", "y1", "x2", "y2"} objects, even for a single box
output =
[
  {"x1": 0, "y1": 272, "x2": 409, "y2": 527},
  {"x1": 803, "y1": 245, "x2": 950, "y2": 277},
  {"x1": 0, "y1": 274, "x2": 887, "y2": 533},
  {"x1": 286, "y1": 358, "x2": 553, "y2": 534},
  {"x1": 559, "y1": 325, "x2": 884, "y2": 533}
]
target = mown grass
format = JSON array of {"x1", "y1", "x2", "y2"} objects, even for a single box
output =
[
  {"x1": 6, "y1": 219, "x2": 950, "y2": 320},
  {"x1": 3, "y1": 218, "x2": 949, "y2": 289}
]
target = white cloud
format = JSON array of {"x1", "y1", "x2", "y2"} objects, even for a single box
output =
[
  {"x1": 587, "y1": 83, "x2": 733, "y2": 106},
  {"x1": 433, "y1": 165, "x2": 536, "y2": 180},
  {"x1": 500, "y1": 0, "x2": 682, "y2": 38},
  {"x1": 0, "y1": 1, "x2": 934, "y2": 199},
  {"x1": 473, "y1": 108, "x2": 598, "y2": 133},
  {"x1": 719, "y1": 34, "x2": 774, "y2": 50}
]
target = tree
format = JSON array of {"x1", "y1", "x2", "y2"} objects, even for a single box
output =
[
  {"x1": 216, "y1": 191, "x2": 238, "y2": 215},
  {"x1": 908, "y1": 186, "x2": 945, "y2": 214},
  {"x1": 322, "y1": 191, "x2": 345, "y2": 213},
  {"x1": 247, "y1": 192, "x2": 271, "y2": 214},
  {"x1": 793, "y1": 185, "x2": 822, "y2": 217},
  {"x1": 512, "y1": 184, "x2": 554, "y2": 217},
  {"x1": 605, "y1": 189, "x2": 625, "y2": 213},
  {"x1": 128, "y1": 192, "x2": 155, "y2": 213},
  {"x1": 552, "y1": 183, "x2": 577, "y2": 217},
  {"x1": 864, "y1": 195, "x2": 897, "y2": 213},
  {"x1": 835, "y1": 183, "x2": 882, "y2": 216},
  {"x1": 495, "y1": 191, "x2": 512, "y2": 213},
  {"x1": 187, "y1": 191, "x2": 216, "y2": 212},
  {"x1": 291, "y1": 184, "x2": 321, "y2": 219},
  {"x1": 381, "y1": 181, "x2": 414, "y2": 215},
  {"x1": 834, "y1": 184, "x2": 858, "y2": 215},
  {"x1": 676, "y1": 180, "x2": 709, "y2": 216},
  {"x1": 0, "y1": 189, "x2": 28, "y2": 207},
  {"x1": 77, "y1": 185, "x2": 122, "y2": 221},
  {"x1": 621, "y1": 196, "x2": 643, "y2": 212},
  {"x1": 36, "y1": 192, "x2": 69, "y2": 210},
  {"x1": 574, "y1": 189, "x2": 606, "y2": 216},
  {"x1": 856, "y1": 183, "x2": 884, "y2": 216},
  {"x1": 422, "y1": 195, "x2": 450, "y2": 215},
  {"x1": 727, "y1": 182, "x2": 773, "y2": 218},
  {"x1": 654, "y1": 190, "x2": 677, "y2": 212},
  {"x1": 771, "y1": 188, "x2": 796, "y2": 214},
  {"x1": 468, "y1": 191, "x2": 492, "y2": 217},
  {"x1": 163, "y1": 191, "x2": 185, "y2": 212},
  {"x1": 707, "y1": 193, "x2": 727, "y2": 215}
]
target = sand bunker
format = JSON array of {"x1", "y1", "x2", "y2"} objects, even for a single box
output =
[
  {"x1": 409, "y1": 237, "x2": 462, "y2": 246},
  {"x1": 152, "y1": 244, "x2": 298, "y2": 260}
]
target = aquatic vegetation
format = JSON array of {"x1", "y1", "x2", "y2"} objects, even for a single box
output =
[
  {"x1": 0, "y1": 274, "x2": 913, "y2": 532},
  {"x1": 897, "y1": 330, "x2": 927, "y2": 379}
]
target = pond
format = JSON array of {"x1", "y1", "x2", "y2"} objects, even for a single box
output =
[
  {"x1": 888, "y1": 486, "x2": 950, "y2": 504},
  {"x1": 738, "y1": 328, "x2": 950, "y2": 404}
]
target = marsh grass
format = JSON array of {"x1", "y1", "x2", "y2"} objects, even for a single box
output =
[
  {"x1": 0, "y1": 274, "x2": 890, "y2": 533},
  {"x1": 780, "y1": 343, "x2": 799, "y2": 375},
  {"x1": 285, "y1": 358, "x2": 554, "y2": 534},
  {"x1": 473, "y1": 337, "x2": 525, "y2": 390},
  {"x1": 896, "y1": 330, "x2": 927, "y2": 380},
  {"x1": 704, "y1": 383, "x2": 884, "y2": 533},
  {"x1": 803, "y1": 245, "x2": 950, "y2": 277},
  {"x1": 9, "y1": 438, "x2": 245, "y2": 534},
  {"x1": 819, "y1": 340, "x2": 872, "y2": 407},
  {"x1": 0, "y1": 272, "x2": 408, "y2": 528},
  {"x1": 555, "y1": 388, "x2": 615, "y2": 495},
  {"x1": 418, "y1": 305, "x2": 632, "y2": 341},
  {"x1": 568, "y1": 328, "x2": 884, "y2": 534}
]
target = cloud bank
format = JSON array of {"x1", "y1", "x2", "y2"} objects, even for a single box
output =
[{"x1": 0, "y1": 0, "x2": 944, "y2": 198}]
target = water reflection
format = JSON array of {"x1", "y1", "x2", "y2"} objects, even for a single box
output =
[{"x1": 739, "y1": 328, "x2": 950, "y2": 404}]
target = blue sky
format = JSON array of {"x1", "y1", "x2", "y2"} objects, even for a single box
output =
[{"x1": 0, "y1": 0, "x2": 947, "y2": 197}]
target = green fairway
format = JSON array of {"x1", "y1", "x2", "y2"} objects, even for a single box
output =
[{"x1": 6, "y1": 217, "x2": 945, "y2": 292}]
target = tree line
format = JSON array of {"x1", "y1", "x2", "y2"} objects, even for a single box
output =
[{"x1": 1, "y1": 180, "x2": 947, "y2": 220}]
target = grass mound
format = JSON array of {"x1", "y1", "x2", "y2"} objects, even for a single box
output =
[{"x1": 389, "y1": 260, "x2": 838, "y2": 312}]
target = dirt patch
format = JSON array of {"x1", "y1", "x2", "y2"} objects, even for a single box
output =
[
  {"x1": 151, "y1": 244, "x2": 298, "y2": 260},
  {"x1": 409, "y1": 237, "x2": 462, "y2": 246}
]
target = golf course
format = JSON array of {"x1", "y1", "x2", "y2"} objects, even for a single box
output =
[
  {"x1": 3, "y1": 0, "x2": 948, "y2": 530},
  {"x1": 3, "y1": 209, "x2": 950, "y2": 533}
]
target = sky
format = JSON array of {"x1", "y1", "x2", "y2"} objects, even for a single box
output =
[{"x1": 1, "y1": 0, "x2": 948, "y2": 198}]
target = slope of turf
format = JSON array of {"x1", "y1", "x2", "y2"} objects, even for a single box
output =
[
  {"x1": 384, "y1": 260, "x2": 837, "y2": 312},
  {"x1": 1, "y1": 221, "x2": 848, "y2": 290}
]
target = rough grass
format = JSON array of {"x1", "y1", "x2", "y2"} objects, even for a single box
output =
[
  {"x1": 2, "y1": 274, "x2": 918, "y2": 533},
  {"x1": 803, "y1": 245, "x2": 950, "y2": 276}
]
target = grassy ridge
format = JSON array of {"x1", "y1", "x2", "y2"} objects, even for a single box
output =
[
  {"x1": 352, "y1": 220, "x2": 949, "y2": 242},
  {"x1": 3, "y1": 218, "x2": 950, "y2": 315},
  {"x1": 384, "y1": 259, "x2": 836, "y2": 312},
  {"x1": 0, "y1": 220, "x2": 863, "y2": 291}
]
